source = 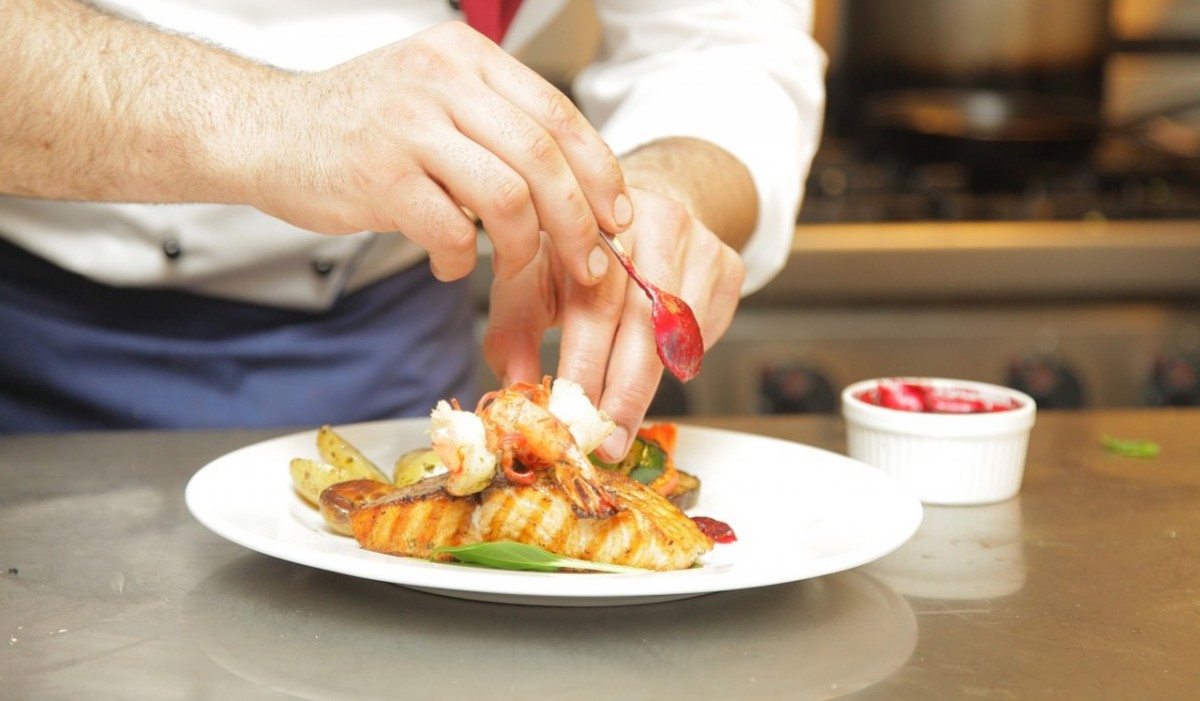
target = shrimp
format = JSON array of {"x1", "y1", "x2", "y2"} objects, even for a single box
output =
[
  {"x1": 478, "y1": 377, "x2": 618, "y2": 518},
  {"x1": 430, "y1": 398, "x2": 497, "y2": 497},
  {"x1": 546, "y1": 377, "x2": 615, "y2": 454},
  {"x1": 430, "y1": 377, "x2": 619, "y2": 518}
]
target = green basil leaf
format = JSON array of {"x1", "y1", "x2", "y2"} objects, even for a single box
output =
[
  {"x1": 1101, "y1": 434, "x2": 1161, "y2": 459},
  {"x1": 430, "y1": 541, "x2": 647, "y2": 574}
]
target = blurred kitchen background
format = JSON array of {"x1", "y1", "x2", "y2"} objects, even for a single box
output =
[{"x1": 480, "y1": 0, "x2": 1200, "y2": 416}]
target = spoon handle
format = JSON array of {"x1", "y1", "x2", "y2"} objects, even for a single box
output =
[{"x1": 597, "y1": 230, "x2": 655, "y2": 300}]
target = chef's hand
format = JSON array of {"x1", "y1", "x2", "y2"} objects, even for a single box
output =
[
  {"x1": 251, "y1": 21, "x2": 629, "y2": 287},
  {"x1": 483, "y1": 187, "x2": 745, "y2": 461}
]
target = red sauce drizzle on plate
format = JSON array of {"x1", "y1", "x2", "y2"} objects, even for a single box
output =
[{"x1": 692, "y1": 516, "x2": 737, "y2": 544}]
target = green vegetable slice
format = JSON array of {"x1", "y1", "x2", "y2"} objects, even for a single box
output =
[
  {"x1": 430, "y1": 542, "x2": 647, "y2": 574},
  {"x1": 589, "y1": 439, "x2": 642, "y2": 474},
  {"x1": 590, "y1": 436, "x2": 667, "y2": 484},
  {"x1": 628, "y1": 465, "x2": 665, "y2": 484},
  {"x1": 1101, "y1": 434, "x2": 1161, "y2": 458}
]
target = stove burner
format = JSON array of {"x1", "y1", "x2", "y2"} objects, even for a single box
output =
[{"x1": 800, "y1": 132, "x2": 1200, "y2": 223}]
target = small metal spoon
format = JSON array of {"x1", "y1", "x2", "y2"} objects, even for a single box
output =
[{"x1": 597, "y1": 230, "x2": 704, "y2": 382}]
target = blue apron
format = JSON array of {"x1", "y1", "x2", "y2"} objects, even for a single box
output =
[{"x1": 0, "y1": 237, "x2": 479, "y2": 433}]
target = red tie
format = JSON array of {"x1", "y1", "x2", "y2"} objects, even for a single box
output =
[{"x1": 460, "y1": 0, "x2": 523, "y2": 44}]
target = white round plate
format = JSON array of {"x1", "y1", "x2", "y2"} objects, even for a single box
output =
[{"x1": 185, "y1": 419, "x2": 923, "y2": 606}]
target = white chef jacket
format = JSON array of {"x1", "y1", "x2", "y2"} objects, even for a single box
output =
[{"x1": 0, "y1": 0, "x2": 824, "y2": 310}]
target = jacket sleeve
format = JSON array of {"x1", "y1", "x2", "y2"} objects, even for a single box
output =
[{"x1": 573, "y1": 0, "x2": 826, "y2": 295}]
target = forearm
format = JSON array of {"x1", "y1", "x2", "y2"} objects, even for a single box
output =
[
  {"x1": 618, "y1": 136, "x2": 757, "y2": 252},
  {"x1": 0, "y1": 0, "x2": 277, "y2": 204}
]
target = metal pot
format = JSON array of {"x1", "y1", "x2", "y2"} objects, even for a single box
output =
[{"x1": 834, "y1": 0, "x2": 1112, "y2": 167}]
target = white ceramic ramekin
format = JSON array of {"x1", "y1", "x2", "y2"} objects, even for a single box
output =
[{"x1": 841, "y1": 378, "x2": 1037, "y2": 505}]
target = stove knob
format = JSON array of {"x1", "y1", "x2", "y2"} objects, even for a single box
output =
[
  {"x1": 1144, "y1": 351, "x2": 1200, "y2": 407},
  {"x1": 1004, "y1": 355, "x2": 1085, "y2": 409},
  {"x1": 758, "y1": 364, "x2": 836, "y2": 415}
]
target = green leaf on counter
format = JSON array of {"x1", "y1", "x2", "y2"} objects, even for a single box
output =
[
  {"x1": 1101, "y1": 434, "x2": 1161, "y2": 459},
  {"x1": 430, "y1": 541, "x2": 648, "y2": 574}
]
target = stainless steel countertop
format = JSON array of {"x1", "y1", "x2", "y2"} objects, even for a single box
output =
[{"x1": 3, "y1": 409, "x2": 1199, "y2": 699}]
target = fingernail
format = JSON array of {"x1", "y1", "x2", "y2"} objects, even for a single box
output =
[
  {"x1": 601, "y1": 426, "x2": 630, "y2": 461},
  {"x1": 587, "y1": 243, "x2": 609, "y2": 282},
  {"x1": 613, "y1": 193, "x2": 633, "y2": 229}
]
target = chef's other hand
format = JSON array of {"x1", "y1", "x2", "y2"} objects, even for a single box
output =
[
  {"x1": 251, "y1": 22, "x2": 630, "y2": 287},
  {"x1": 483, "y1": 187, "x2": 745, "y2": 462}
]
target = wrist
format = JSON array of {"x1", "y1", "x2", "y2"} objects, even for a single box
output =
[
  {"x1": 187, "y1": 62, "x2": 295, "y2": 211},
  {"x1": 618, "y1": 139, "x2": 699, "y2": 214}
]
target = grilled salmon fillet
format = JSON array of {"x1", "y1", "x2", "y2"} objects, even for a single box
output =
[{"x1": 333, "y1": 468, "x2": 713, "y2": 571}]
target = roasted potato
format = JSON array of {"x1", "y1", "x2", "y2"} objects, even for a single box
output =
[
  {"x1": 393, "y1": 447, "x2": 446, "y2": 487},
  {"x1": 316, "y1": 424, "x2": 389, "y2": 483},
  {"x1": 290, "y1": 457, "x2": 365, "y2": 506}
]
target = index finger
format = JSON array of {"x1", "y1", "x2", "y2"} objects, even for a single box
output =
[
  {"x1": 478, "y1": 56, "x2": 633, "y2": 284},
  {"x1": 555, "y1": 269, "x2": 660, "y2": 462}
]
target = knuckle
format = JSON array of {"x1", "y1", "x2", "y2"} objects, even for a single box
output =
[
  {"x1": 397, "y1": 38, "x2": 446, "y2": 77},
  {"x1": 526, "y1": 130, "x2": 561, "y2": 170},
  {"x1": 540, "y1": 91, "x2": 580, "y2": 136},
  {"x1": 543, "y1": 185, "x2": 594, "y2": 241},
  {"x1": 561, "y1": 354, "x2": 608, "y2": 385},
  {"x1": 600, "y1": 155, "x2": 624, "y2": 187},
  {"x1": 428, "y1": 20, "x2": 473, "y2": 46},
  {"x1": 691, "y1": 229, "x2": 725, "y2": 262},
  {"x1": 582, "y1": 279, "x2": 626, "y2": 317},
  {"x1": 489, "y1": 174, "x2": 531, "y2": 217},
  {"x1": 442, "y1": 219, "x2": 480, "y2": 256},
  {"x1": 660, "y1": 199, "x2": 692, "y2": 233},
  {"x1": 566, "y1": 193, "x2": 596, "y2": 233},
  {"x1": 602, "y1": 375, "x2": 656, "y2": 422}
]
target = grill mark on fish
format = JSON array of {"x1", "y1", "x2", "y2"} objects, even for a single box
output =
[
  {"x1": 479, "y1": 488, "x2": 516, "y2": 541},
  {"x1": 514, "y1": 486, "x2": 549, "y2": 544},
  {"x1": 415, "y1": 501, "x2": 440, "y2": 548}
]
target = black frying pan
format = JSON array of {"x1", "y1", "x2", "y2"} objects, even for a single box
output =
[{"x1": 860, "y1": 88, "x2": 1102, "y2": 169}]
